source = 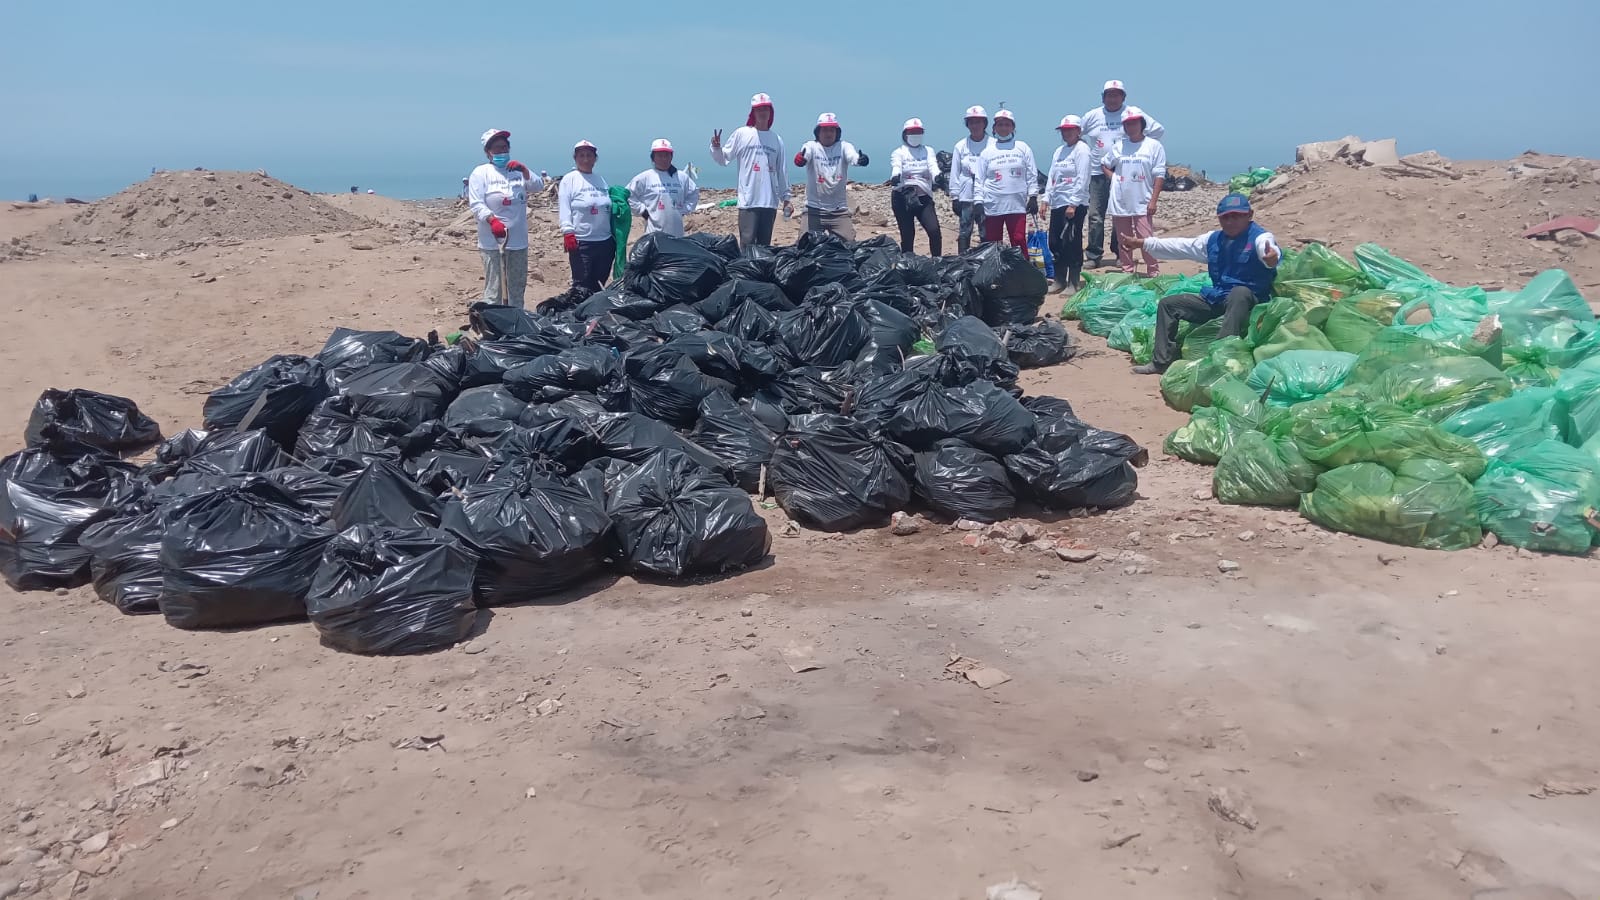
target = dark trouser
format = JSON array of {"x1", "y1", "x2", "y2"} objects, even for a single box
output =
[
  {"x1": 1048, "y1": 204, "x2": 1088, "y2": 281},
  {"x1": 738, "y1": 207, "x2": 778, "y2": 251},
  {"x1": 1086, "y1": 173, "x2": 1119, "y2": 262},
  {"x1": 568, "y1": 237, "x2": 616, "y2": 293},
  {"x1": 953, "y1": 200, "x2": 985, "y2": 253},
  {"x1": 1153, "y1": 287, "x2": 1259, "y2": 370},
  {"x1": 891, "y1": 189, "x2": 942, "y2": 256}
]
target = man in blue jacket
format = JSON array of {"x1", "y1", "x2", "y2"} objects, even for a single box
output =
[{"x1": 1123, "y1": 193, "x2": 1281, "y2": 375}]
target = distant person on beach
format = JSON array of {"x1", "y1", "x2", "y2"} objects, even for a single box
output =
[
  {"x1": 793, "y1": 113, "x2": 867, "y2": 241},
  {"x1": 711, "y1": 92, "x2": 792, "y2": 251},
  {"x1": 559, "y1": 140, "x2": 615, "y2": 293},
  {"x1": 950, "y1": 105, "x2": 992, "y2": 254},
  {"x1": 1102, "y1": 106, "x2": 1166, "y2": 277},
  {"x1": 1123, "y1": 193, "x2": 1280, "y2": 376},
  {"x1": 974, "y1": 109, "x2": 1038, "y2": 250},
  {"x1": 1083, "y1": 80, "x2": 1164, "y2": 269},
  {"x1": 467, "y1": 128, "x2": 543, "y2": 307},
  {"x1": 889, "y1": 118, "x2": 942, "y2": 256},
  {"x1": 627, "y1": 139, "x2": 700, "y2": 238},
  {"x1": 1046, "y1": 115, "x2": 1092, "y2": 294}
]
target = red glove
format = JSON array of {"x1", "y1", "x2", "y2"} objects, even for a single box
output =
[
  {"x1": 488, "y1": 216, "x2": 507, "y2": 240},
  {"x1": 563, "y1": 233, "x2": 578, "y2": 252},
  {"x1": 793, "y1": 150, "x2": 807, "y2": 167},
  {"x1": 507, "y1": 160, "x2": 531, "y2": 178}
]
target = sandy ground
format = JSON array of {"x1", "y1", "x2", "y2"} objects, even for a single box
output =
[{"x1": 1, "y1": 166, "x2": 1598, "y2": 900}]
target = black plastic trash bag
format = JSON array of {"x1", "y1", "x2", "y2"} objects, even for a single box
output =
[
  {"x1": 78, "y1": 509, "x2": 165, "y2": 614},
  {"x1": 503, "y1": 346, "x2": 626, "y2": 404},
  {"x1": 265, "y1": 465, "x2": 351, "y2": 519},
  {"x1": 410, "y1": 449, "x2": 493, "y2": 495},
  {"x1": 160, "y1": 429, "x2": 291, "y2": 478},
  {"x1": 469, "y1": 302, "x2": 560, "y2": 340},
  {"x1": 936, "y1": 316, "x2": 1009, "y2": 363},
  {"x1": 306, "y1": 525, "x2": 478, "y2": 655},
  {"x1": 589, "y1": 412, "x2": 731, "y2": 479},
  {"x1": 684, "y1": 231, "x2": 741, "y2": 260},
  {"x1": 624, "y1": 348, "x2": 734, "y2": 429},
  {"x1": 1000, "y1": 320, "x2": 1072, "y2": 369},
  {"x1": 331, "y1": 461, "x2": 444, "y2": 530},
  {"x1": 0, "y1": 446, "x2": 140, "y2": 591},
  {"x1": 770, "y1": 414, "x2": 913, "y2": 531},
  {"x1": 26, "y1": 389, "x2": 162, "y2": 454},
  {"x1": 688, "y1": 390, "x2": 778, "y2": 493},
  {"x1": 778, "y1": 286, "x2": 871, "y2": 367},
  {"x1": 443, "y1": 385, "x2": 528, "y2": 429},
  {"x1": 666, "y1": 331, "x2": 776, "y2": 385},
  {"x1": 695, "y1": 278, "x2": 795, "y2": 322},
  {"x1": 726, "y1": 245, "x2": 779, "y2": 282},
  {"x1": 460, "y1": 335, "x2": 575, "y2": 388},
  {"x1": 719, "y1": 299, "x2": 783, "y2": 344},
  {"x1": 650, "y1": 304, "x2": 709, "y2": 337},
  {"x1": 1005, "y1": 412, "x2": 1147, "y2": 510},
  {"x1": 203, "y1": 355, "x2": 330, "y2": 445},
  {"x1": 887, "y1": 380, "x2": 1037, "y2": 454},
  {"x1": 760, "y1": 366, "x2": 850, "y2": 416},
  {"x1": 332, "y1": 362, "x2": 457, "y2": 429},
  {"x1": 914, "y1": 440, "x2": 1017, "y2": 523},
  {"x1": 573, "y1": 283, "x2": 664, "y2": 321},
  {"x1": 438, "y1": 469, "x2": 613, "y2": 605},
  {"x1": 856, "y1": 300, "x2": 921, "y2": 372},
  {"x1": 294, "y1": 396, "x2": 410, "y2": 468},
  {"x1": 315, "y1": 328, "x2": 429, "y2": 386},
  {"x1": 624, "y1": 232, "x2": 730, "y2": 304},
  {"x1": 158, "y1": 478, "x2": 334, "y2": 629},
  {"x1": 776, "y1": 232, "x2": 861, "y2": 302},
  {"x1": 605, "y1": 449, "x2": 771, "y2": 577},
  {"x1": 972, "y1": 244, "x2": 1048, "y2": 325}
]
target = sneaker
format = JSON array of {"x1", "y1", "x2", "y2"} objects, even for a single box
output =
[{"x1": 1131, "y1": 363, "x2": 1166, "y2": 376}]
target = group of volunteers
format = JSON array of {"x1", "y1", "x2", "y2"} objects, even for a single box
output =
[{"x1": 466, "y1": 84, "x2": 1281, "y2": 381}]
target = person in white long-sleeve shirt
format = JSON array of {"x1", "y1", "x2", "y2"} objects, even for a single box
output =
[
  {"x1": 558, "y1": 140, "x2": 614, "y2": 294},
  {"x1": 627, "y1": 139, "x2": 699, "y2": 238},
  {"x1": 951, "y1": 106, "x2": 993, "y2": 253},
  {"x1": 974, "y1": 109, "x2": 1038, "y2": 250},
  {"x1": 1122, "y1": 193, "x2": 1281, "y2": 375},
  {"x1": 889, "y1": 118, "x2": 942, "y2": 256},
  {"x1": 793, "y1": 112, "x2": 867, "y2": 241},
  {"x1": 1101, "y1": 106, "x2": 1167, "y2": 277},
  {"x1": 1045, "y1": 115, "x2": 1092, "y2": 294},
  {"x1": 467, "y1": 128, "x2": 543, "y2": 308},
  {"x1": 710, "y1": 92, "x2": 793, "y2": 251},
  {"x1": 1082, "y1": 80, "x2": 1165, "y2": 269}
]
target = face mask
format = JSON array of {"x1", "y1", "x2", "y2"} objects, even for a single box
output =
[
  {"x1": 490, "y1": 153, "x2": 510, "y2": 168},
  {"x1": 905, "y1": 135, "x2": 923, "y2": 148}
]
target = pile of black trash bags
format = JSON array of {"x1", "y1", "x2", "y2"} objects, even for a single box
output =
[{"x1": 1, "y1": 232, "x2": 1143, "y2": 656}]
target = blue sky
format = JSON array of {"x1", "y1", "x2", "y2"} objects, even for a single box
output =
[{"x1": 4, "y1": 0, "x2": 1598, "y2": 199}]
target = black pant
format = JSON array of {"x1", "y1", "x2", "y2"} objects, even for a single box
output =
[
  {"x1": 1048, "y1": 205, "x2": 1087, "y2": 277},
  {"x1": 1153, "y1": 287, "x2": 1259, "y2": 370},
  {"x1": 892, "y1": 189, "x2": 942, "y2": 256},
  {"x1": 738, "y1": 207, "x2": 778, "y2": 251},
  {"x1": 569, "y1": 237, "x2": 616, "y2": 293}
]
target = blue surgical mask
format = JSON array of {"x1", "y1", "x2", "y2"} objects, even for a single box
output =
[{"x1": 490, "y1": 153, "x2": 510, "y2": 168}]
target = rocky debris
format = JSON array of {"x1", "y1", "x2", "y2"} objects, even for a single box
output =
[
  {"x1": 1101, "y1": 831, "x2": 1141, "y2": 850},
  {"x1": 1207, "y1": 787, "x2": 1259, "y2": 830},
  {"x1": 888, "y1": 511, "x2": 922, "y2": 536},
  {"x1": 1055, "y1": 545, "x2": 1098, "y2": 563},
  {"x1": 1074, "y1": 770, "x2": 1099, "y2": 782},
  {"x1": 1296, "y1": 136, "x2": 1402, "y2": 169},
  {"x1": 1142, "y1": 758, "x2": 1170, "y2": 774},
  {"x1": 987, "y1": 879, "x2": 1043, "y2": 900},
  {"x1": 45, "y1": 170, "x2": 370, "y2": 254},
  {"x1": 1217, "y1": 559, "x2": 1241, "y2": 574},
  {"x1": 0, "y1": 237, "x2": 43, "y2": 263},
  {"x1": 946, "y1": 655, "x2": 1012, "y2": 689}
]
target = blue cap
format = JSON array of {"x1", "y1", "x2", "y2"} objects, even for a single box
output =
[{"x1": 1217, "y1": 193, "x2": 1252, "y2": 216}]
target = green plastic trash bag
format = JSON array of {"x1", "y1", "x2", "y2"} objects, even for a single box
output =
[
  {"x1": 1161, "y1": 273, "x2": 1211, "y2": 298},
  {"x1": 609, "y1": 185, "x2": 632, "y2": 279},
  {"x1": 1324, "y1": 290, "x2": 1405, "y2": 352},
  {"x1": 1083, "y1": 271, "x2": 1137, "y2": 292},
  {"x1": 1353, "y1": 243, "x2": 1434, "y2": 288},
  {"x1": 1276, "y1": 242, "x2": 1370, "y2": 291},
  {"x1": 1179, "y1": 319, "x2": 1224, "y2": 361},
  {"x1": 1129, "y1": 325, "x2": 1155, "y2": 365},
  {"x1": 1348, "y1": 326, "x2": 1502, "y2": 383},
  {"x1": 1209, "y1": 376, "x2": 1269, "y2": 427},
  {"x1": 1213, "y1": 431, "x2": 1323, "y2": 507},
  {"x1": 1301, "y1": 459, "x2": 1482, "y2": 551},
  {"x1": 1081, "y1": 286, "x2": 1157, "y2": 338},
  {"x1": 1490, "y1": 269, "x2": 1596, "y2": 349},
  {"x1": 1391, "y1": 281, "x2": 1490, "y2": 333},
  {"x1": 1441, "y1": 388, "x2": 1563, "y2": 463},
  {"x1": 1161, "y1": 352, "x2": 1252, "y2": 413},
  {"x1": 911, "y1": 337, "x2": 936, "y2": 356},
  {"x1": 1271, "y1": 280, "x2": 1346, "y2": 327},
  {"x1": 1507, "y1": 320, "x2": 1600, "y2": 371},
  {"x1": 1247, "y1": 298, "x2": 1336, "y2": 362},
  {"x1": 1206, "y1": 336, "x2": 1257, "y2": 375},
  {"x1": 1060, "y1": 286, "x2": 1101, "y2": 320},
  {"x1": 1289, "y1": 397, "x2": 1487, "y2": 481},
  {"x1": 1228, "y1": 174, "x2": 1254, "y2": 194},
  {"x1": 1246, "y1": 350, "x2": 1358, "y2": 406},
  {"x1": 1555, "y1": 360, "x2": 1600, "y2": 446},
  {"x1": 1473, "y1": 440, "x2": 1600, "y2": 554},
  {"x1": 1164, "y1": 404, "x2": 1257, "y2": 465},
  {"x1": 1346, "y1": 356, "x2": 1513, "y2": 423},
  {"x1": 1107, "y1": 298, "x2": 1158, "y2": 353},
  {"x1": 1249, "y1": 167, "x2": 1275, "y2": 185},
  {"x1": 1502, "y1": 360, "x2": 1560, "y2": 389}
]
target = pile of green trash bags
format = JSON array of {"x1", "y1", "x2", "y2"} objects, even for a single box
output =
[
  {"x1": 1227, "y1": 167, "x2": 1276, "y2": 197},
  {"x1": 1119, "y1": 240, "x2": 1600, "y2": 554}
]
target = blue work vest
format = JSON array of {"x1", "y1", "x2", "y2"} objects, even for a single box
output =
[{"x1": 1203, "y1": 222, "x2": 1275, "y2": 305}]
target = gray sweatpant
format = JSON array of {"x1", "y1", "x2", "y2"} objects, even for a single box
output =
[
  {"x1": 481, "y1": 247, "x2": 529, "y2": 308},
  {"x1": 806, "y1": 207, "x2": 856, "y2": 241},
  {"x1": 738, "y1": 207, "x2": 778, "y2": 251}
]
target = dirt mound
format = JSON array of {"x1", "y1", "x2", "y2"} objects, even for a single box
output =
[
  {"x1": 317, "y1": 192, "x2": 448, "y2": 230},
  {"x1": 46, "y1": 170, "x2": 372, "y2": 253},
  {"x1": 1248, "y1": 151, "x2": 1600, "y2": 294}
]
